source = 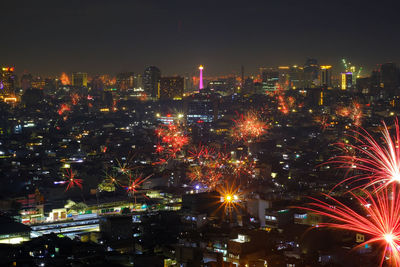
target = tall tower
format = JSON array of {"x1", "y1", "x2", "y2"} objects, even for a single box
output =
[
  {"x1": 199, "y1": 65, "x2": 204, "y2": 90},
  {"x1": 143, "y1": 66, "x2": 161, "y2": 98}
]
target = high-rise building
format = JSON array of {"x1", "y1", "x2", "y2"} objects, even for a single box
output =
[
  {"x1": 261, "y1": 68, "x2": 279, "y2": 93},
  {"x1": 116, "y1": 72, "x2": 135, "y2": 91},
  {"x1": 0, "y1": 67, "x2": 16, "y2": 96},
  {"x1": 341, "y1": 72, "x2": 353, "y2": 90},
  {"x1": 72, "y1": 72, "x2": 88, "y2": 87},
  {"x1": 278, "y1": 66, "x2": 290, "y2": 90},
  {"x1": 320, "y1": 65, "x2": 332, "y2": 89},
  {"x1": 134, "y1": 74, "x2": 143, "y2": 90},
  {"x1": 143, "y1": 66, "x2": 161, "y2": 98},
  {"x1": 159, "y1": 76, "x2": 184, "y2": 100},
  {"x1": 288, "y1": 65, "x2": 304, "y2": 89}
]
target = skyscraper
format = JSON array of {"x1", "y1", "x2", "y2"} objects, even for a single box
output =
[
  {"x1": 0, "y1": 67, "x2": 16, "y2": 96},
  {"x1": 143, "y1": 66, "x2": 161, "y2": 98},
  {"x1": 320, "y1": 65, "x2": 332, "y2": 89},
  {"x1": 72, "y1": 72, "x2": 88, "y2": 87},
  {"x1": 159, "y1": 76, "x2": 184, "y2": 100},
  {"x1": 134, "y1": 74, "x2": 143, "y2": 89},
  {"x1": 341, "y1": 72, "x2": 353, "y2": 90},
  {"x1": 261, "y1": 68, "x2": 279, "y2": 93}
]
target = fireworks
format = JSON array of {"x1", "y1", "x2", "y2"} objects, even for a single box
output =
[
  {"x1": 329, "y1": 120, "x2": 400, "y2": 192},
  {"x1": 71, "y1": 93, "x2": 80, "y2": 105},
  {"x1": 232, "y1": 111, "x2": 268, "y2": 142},
  {"x1": 64, "y1": 168, "x2": 82, "y2": 191},
  {"x1": 336, "y1": 101, "x2": 363, "y2": 126},
  {"x1": 155, "y1": 123, "x2": 189, "y2": 161},
  {"x1": 301, "y1": 185, "x2": 400, "y2": 266},
  {"x1": 58, "y1": 103, "x2": 71, "y2": 115},
  {"x1": 126, "y1": 173, "x2": 152, "y2": 194},
  {"x1": 314, "y1": 115, "x2": 330, "y2": 131},
  {"x1": 188, "y1": 165, "x2": 223, "y2": 189},
  {"x1": 60, "y1": 72, "x2": 70, "y2": 85}
]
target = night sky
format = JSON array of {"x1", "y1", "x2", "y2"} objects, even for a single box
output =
[{"x1": 1, "y1": 0, "x2": 400, "y2": 76}]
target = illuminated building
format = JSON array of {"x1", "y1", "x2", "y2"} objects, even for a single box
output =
[
  {"x1": 0, "y1": 67, "x2": 16, "y2": 96},
  {"x1": 116, "y1": 72, "x2": 135, "y2": 91},
  {"x1": 134, "y1": 74, "x2": 143, "y2": 90},
  {"x1": 341, "y1": 72, "x2": 353, "y2": 90},
  {"x1": 261, "y1": 68, "x2": 279, "y2": 93},
  {"x1": 72, "y1": 72, "x2": 88, "y2": 87},
  {"x1": 186, "y1": 94, "x2": 217, "y2": 124},
  {"x1": 199, "y1": 65, "x2": 204, "y2": 90},
  {"x1": 143, "y1": 66, "x2": 161, "y2": 98},
  {"x1": 320, "y1": 65, "x2": 332, "y2": 89},
  {"x1": 31, "y1": 76, "x2": 46, "y2": 89},
  {"x1": 0, "y1": 217, "x2": 31, "y2": 244},
  {"x1": 289, "y1": 65, "x2": 304, "y2": 89},
  {"x1": 278, "y1": 66, "x2": 290, "y2": 90},
  {"x1": 159, "y1": 76, "x2": 184, "y2": 100}
]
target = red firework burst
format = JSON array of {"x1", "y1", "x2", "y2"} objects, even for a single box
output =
[
  {"x1": 301, "y1": 185, "x2": 400, "y2": 267},
  {"x1": 126, "y1": 173, "x2": 152, "y2": 194},
  {"x1": 64, "y1": 168, "x2": 82, "y2": 191},
  {"x1": 155, "y1": 123, "x2": 189, "y2": 161},
  {"x1": 232, "y1": 111, "x2": 268, "y2": 141},
  {"x1": 329, "y1": 120, "x2": 400, "y2": 192}
]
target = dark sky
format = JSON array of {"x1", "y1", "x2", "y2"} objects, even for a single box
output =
[{"x1": 1, "y1": 0, "x2": 400, "y2": 76}]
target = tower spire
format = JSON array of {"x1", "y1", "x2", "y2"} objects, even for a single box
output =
[{"x1": 199, "y1": 65, "x2": 204, "y2": 90}]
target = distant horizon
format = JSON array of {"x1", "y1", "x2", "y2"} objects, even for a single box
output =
[
  {"x1": 4, "y1": 59, "x2": 395, "y2": 79},
  {"x1": 1, "y1": 0, "x2": 399, "y2": 78}
]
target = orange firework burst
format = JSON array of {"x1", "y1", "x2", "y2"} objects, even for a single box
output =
[
  {"x1": 71, "y1": 93, "x2": 80, "y2": 105},
  {"x1": 60, "y1": 72, "x2": 70, "y2": 85},
  {"x1": 301, "y1": 185, "x2": 400, "y2": 267},
  {"x1": 58, "y1": 103, "x2": 71, "y2": 115},
  {"x1": 329, "y1": 120, "x2": 400, "y2": 192},
  {"x1": 64, "y1": 168, "x2": 82, "y2": 191},
  {"x1": 232, "y1": 111, "x2": 268, "y2": 142},
  {"x1": 336, "y1": 101, "x2": 363, "y2": 126}
]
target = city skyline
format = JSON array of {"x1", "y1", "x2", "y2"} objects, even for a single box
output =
[{"x1": 1, "y1": 0, "x2": 400, "y2": 76}]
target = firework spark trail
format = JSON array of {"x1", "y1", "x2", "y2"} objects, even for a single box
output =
[
  {"x1": 64, "y1": 168, "x2": 82, "y2": 191},
  {"x1": 232, "y1": 111, "x2": 268, "y2": 142},
  {"x1": 300, "y1": 185, "x2": 400, "y2": 266},
  {"x1": 314, "y1": 115, "x2": 330, "y2": 131},
  {"x1": 126, "y1": 174, "x2": 153, "y2": 193},
  {"x1": 328, "y1": 120, "x2": 400, "y2": 192}
]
